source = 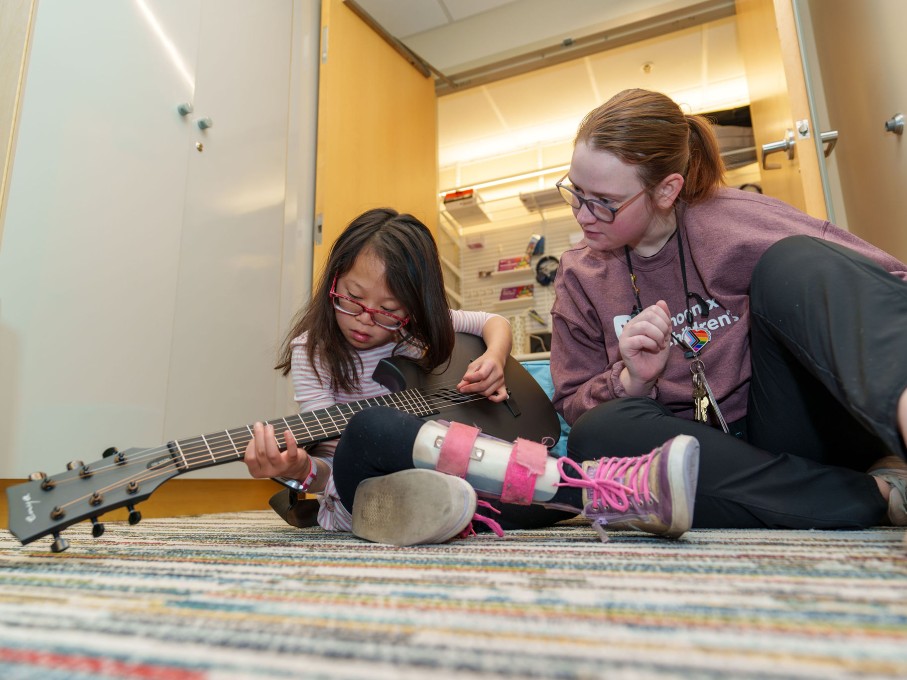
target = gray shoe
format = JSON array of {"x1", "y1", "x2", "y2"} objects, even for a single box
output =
[
  {"x1": 869, "y1": 468, "x2": 907, "y2": 526},
  {"x1": 352, "y1": 469, "x2": 477, "y2": 546},
  {"x1": 559, "y1": 435, "x2": 700, "y2": 539}
]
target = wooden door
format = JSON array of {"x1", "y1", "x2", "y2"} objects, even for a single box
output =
[
  {"x1": 803, "y1": 0, "x2": 907, "y2": 260},
  {"x1": 314, "y1": 0, "x2": 438, "y2": 283},
  {"x1": 735, "y1": 0, "x2": 826, "y2": 219}
]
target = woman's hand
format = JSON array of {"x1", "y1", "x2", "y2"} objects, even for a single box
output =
[
  {"x1": 457, "y1": 352, "x2": 509, "y2": 402},
  {"x1": 243, "y1": 422, "x2": 311, "y2": 480},
  {"x1": 618, "y1": 300, "x2": 672, "y2": 396}
]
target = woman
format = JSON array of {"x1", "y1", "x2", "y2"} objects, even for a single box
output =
[{"x1": 550, "y1": 88, "x2": 907, "y2": 531}]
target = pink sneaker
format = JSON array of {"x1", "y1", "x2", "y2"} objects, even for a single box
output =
[{"x1": 558, "y1": 435, "x2": 700, "y2": 539}]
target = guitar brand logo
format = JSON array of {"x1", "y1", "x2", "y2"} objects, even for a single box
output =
[{"x1": 21, "y1": 493, "x2": 40, "y2": 523}]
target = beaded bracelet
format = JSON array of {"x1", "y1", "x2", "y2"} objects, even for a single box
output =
[
  {"x1": 274, "y1": 458, "x2": 318, "y2": 493},
  {"x1": 298, "y1": 457, "x2": 318, "y2": 492}
]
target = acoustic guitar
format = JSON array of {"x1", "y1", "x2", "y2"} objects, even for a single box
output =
[{"x1": 6, "y1": 334, "x2": 560, "y2": 551}]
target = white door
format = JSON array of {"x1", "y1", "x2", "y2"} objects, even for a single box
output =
[
  {"x1": 162, "y1": 0, "x2": 293, "y2": 443},
  {"x1": 0, "y1": 0, "x2": 296, "y2": 478}
]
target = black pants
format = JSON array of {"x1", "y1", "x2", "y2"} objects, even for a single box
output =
[{"x1": 568, "y1": 236, "x2": 907, "y2": 529}]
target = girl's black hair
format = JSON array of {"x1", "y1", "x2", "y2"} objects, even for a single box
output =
[{"x1": 276, "y1": 208, "x2": 455, "y2": 394}]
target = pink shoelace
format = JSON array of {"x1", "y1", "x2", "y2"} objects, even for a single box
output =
[
  {"x1": 458, "y1": 500, "x2": 505, "y2": 539},
  {"x1": 556, "y1": 451, "x2": 655, "y2": 512}
]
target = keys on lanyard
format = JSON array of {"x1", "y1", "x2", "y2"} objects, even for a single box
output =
[
  {"x1": 673, "y1": 329, "x2": 728, "y2": 433},
  {"x1": 690, "y1": 359, "x2": 729, "y2": 433}
]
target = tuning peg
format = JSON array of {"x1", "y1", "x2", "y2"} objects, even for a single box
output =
[
  {"x1": 90, "y1": 517, "x2": 105, "y2": 538},
  {"x1": 103, "y1": 447, "x2": 126, "y2": 464},
  {"x1": 50, "y1": 533, "x2": 70, "y2": 553},
  {"x1": 28, "y1": 471, "x2": 47, "y2": 481},
  {"x1": 65, "y1": 460, "x2": 85, "y2": 471},
  {"x1": 127, "y1": 505, "x2": 142, "y2": 525}
]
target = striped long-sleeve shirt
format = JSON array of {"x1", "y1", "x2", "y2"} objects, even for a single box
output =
[{"x1": 289, "y1": 309, "x2": 503, "y2": 531}]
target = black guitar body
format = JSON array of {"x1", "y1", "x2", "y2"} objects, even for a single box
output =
[{"x1": 373, "y1": 333, "x2": 560, "y2": 444}]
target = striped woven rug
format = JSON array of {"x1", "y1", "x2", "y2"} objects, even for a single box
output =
[{"x1": 0, "y1": 512, "x2": 905, "y2": 679}]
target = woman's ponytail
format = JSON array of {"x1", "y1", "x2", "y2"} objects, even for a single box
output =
[{"x1": 682, "y1": 114, "x2": 725, "y2": 204}]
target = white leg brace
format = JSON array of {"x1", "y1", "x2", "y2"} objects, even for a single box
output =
[{"x1": 412, "y1": 420, "x2": 561, "y2": 502}]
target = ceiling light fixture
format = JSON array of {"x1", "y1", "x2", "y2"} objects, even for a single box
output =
[{"x1": 439, "y1": 164, "x2": 569, "y2": 196}]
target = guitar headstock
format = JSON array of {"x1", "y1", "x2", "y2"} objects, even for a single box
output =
[{"x1": 5, "y1": 446, "x2": 179, "y2": 551}]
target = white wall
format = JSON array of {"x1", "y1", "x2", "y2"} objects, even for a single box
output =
[{"x1": 0, "y1": 0, "x2": 319, "y2": 478}]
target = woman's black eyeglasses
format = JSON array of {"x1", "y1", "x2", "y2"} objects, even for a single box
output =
[{"x1": 555, "y1": 173, "x2": 647, "y2": 223}]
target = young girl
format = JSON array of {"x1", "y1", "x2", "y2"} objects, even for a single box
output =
[{"x1": 242, "y1": 208, "x2": 513, "y2": 534}]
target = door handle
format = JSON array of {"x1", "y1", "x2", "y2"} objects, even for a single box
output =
[
  {"x1": 819, "y1": 130, "x2": 838, "y2": 157},
  {"x1": 761, "y1": 129, "x2": 795, "y2": 170},
  {"x1": 762, "y1": 128, "x2": 839, "y2": 169}
]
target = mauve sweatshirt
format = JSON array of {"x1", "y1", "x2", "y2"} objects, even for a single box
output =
[{"x1": 550, "y1": 187, "x2": 907, "y2": 426}]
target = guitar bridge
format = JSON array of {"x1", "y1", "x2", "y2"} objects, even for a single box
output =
[{"x1": 433, "y1": 436, "x2": 485, "y2": 461}]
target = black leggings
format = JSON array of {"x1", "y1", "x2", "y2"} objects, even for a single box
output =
[
  {"x1": 569, "y1": 236, "x2": 907, "y2": 529},
  {"x1": 332, "y1": 407, "x2": 578, "y2": 530}
]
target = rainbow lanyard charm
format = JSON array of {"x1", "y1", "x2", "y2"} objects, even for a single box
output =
[{"x1": 674, "y1": 328, "x2": 728, "y2": 433}]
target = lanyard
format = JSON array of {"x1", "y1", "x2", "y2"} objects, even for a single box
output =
[{"x1": 622, "y1": 223, "x2": 728, "y2": 432}]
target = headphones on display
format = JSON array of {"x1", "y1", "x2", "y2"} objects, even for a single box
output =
[{"x1": 535, "y1": 255, "x2": 559, "y2": 286}]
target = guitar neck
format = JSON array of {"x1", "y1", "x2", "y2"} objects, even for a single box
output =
[{"x1": 170, "y1": 388, "x2": 437, "y2": 474}]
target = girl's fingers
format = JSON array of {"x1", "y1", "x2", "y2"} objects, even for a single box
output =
[
  {"x1": 282, "y1": 429, "x2": 298, "y2": 464},
  {"x1": 487, "y1": 385, "x2": 509, "y2": 402},
  {"x1": 243, "y1": 423, "x2": 299, "y2": 478}
]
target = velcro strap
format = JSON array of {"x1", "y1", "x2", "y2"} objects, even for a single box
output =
[
  {"x1": 436, "y1": 422, "x2": 480, "y2": 479},
  {"x1": 501, "y1": 438, "x2": 548, "y2": 505}
]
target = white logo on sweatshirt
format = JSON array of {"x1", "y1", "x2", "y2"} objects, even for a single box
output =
[{"x1": 614, "y1": 299, "x2": 740, "y2": 340}]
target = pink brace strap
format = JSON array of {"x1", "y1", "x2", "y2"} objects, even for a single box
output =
[
  {"x1": 501, "y1": 438, "x2": 548, "y2": 505},
  {"x1": 436, "y1": 422, "x2": 480, "y2": 479}
]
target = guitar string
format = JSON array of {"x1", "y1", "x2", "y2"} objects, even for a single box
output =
[
  {"x1": 41, "y1": 384, "x2": 495, "y2": 514},
  {"x1": 49, "y1": 392, "x2": 494, "y2": 516},
  {"x1": 63, "y1": 375, "x2": 471, "y2": 475},
  {"x1": 54, "y1": 385, "x2": 474, "y2": 487}
]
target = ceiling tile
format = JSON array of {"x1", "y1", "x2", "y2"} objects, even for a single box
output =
[
  {"x1": 484, "y1": 59, "x2": 599, "y2": 132},
  {"x1": 439, "y1": 0, "x2": 521, "y2": 24},
  {"x1": 352, "y1": 0, "x2": 451, "y2": 38},
  {"x1": 705, "y1": 17, "x2": 746, "y2": 83}
]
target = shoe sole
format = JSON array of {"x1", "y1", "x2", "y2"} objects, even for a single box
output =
[
  {"x1": 663, "y1": 435, "x2": 700, "y2": 538},
  {"x1": 351, "y1": 469, "x2": 478, "y2": 546}
]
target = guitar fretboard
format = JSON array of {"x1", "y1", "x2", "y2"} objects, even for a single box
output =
[{"x1": 167, "y1": 388, "x2": 439, "y2": 473}]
